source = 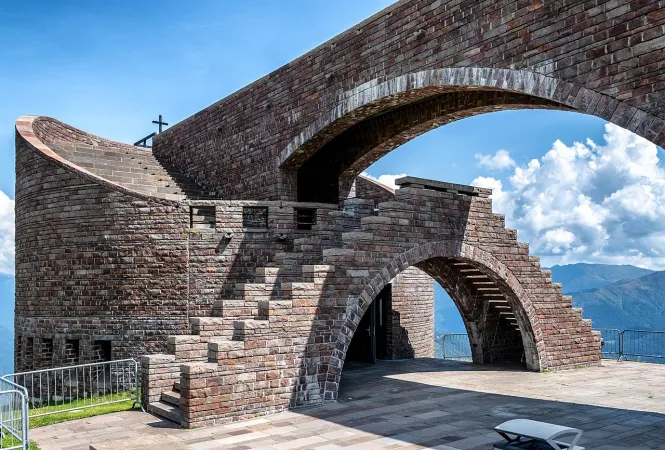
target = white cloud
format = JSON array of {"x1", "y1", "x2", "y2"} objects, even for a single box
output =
[
  {"x1": 475, "y1": 149, "x2": 516, "y2": 171},
  {"x1": 476, "y1": 123, "x2": 665, "y2": 269},
  {"x1": 471, "y1": 176, "x2": 514, "y2": 221},
  {"x1": 0, "y1": 190, "x2": 14, "y2": 276},
  {"x1": 361, "y1": 172, "x2": 407, "y2": 190}
]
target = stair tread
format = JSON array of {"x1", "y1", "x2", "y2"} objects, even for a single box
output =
[
  {"x1": 161, "y1": 390, "x2": 181, "y2": 407},
  {"x1": 150, "y1": 401, "x2": 180, "y2": 424}
]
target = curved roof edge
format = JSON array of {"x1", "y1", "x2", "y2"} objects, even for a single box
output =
[
  {"x1": 16, "y1": 116, "x2": 182, "y2": 205},
  {"x1": 357, "y1": 173, "x2": 395, "y2": 195}
]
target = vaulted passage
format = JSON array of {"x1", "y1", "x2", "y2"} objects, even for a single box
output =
[
  {"x1": 345, "y1": 257, "x2": 530, "y2": 370},
  {"x1": 295, "y1": 89, "x2": 568, "y2": 203},
  {"x1": 418, "y1": 258, "x2": 526, "y2": 366}
]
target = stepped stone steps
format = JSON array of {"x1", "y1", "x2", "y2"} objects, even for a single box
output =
[
  {"x1": 161, "y1": 390, "x2": 180, "y2": 407},
  {"x1": 149, "y1": 401, "x2": 180, "y2": 424},
  {"x1": 50, "y1": 143, "x2": 216, "y2": 199}
]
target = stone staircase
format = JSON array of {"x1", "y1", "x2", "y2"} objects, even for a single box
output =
[
  {"x1": 47, "y1": 140, "x2": 216, "y2": 199},
  {"x1": 144, "y1": 183, "x2": 599, "y2": 425},
  {"x1": 146, "y1": 264, "x2": 333, "y2": 424}
]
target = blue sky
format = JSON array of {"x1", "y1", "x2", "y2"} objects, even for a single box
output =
[{"x1": 2, "y1": 0, "x2": 665, "y2": 278}]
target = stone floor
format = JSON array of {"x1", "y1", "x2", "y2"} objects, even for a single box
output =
[{"x1": 31, "y1": 359, "x2": 665, "y2": 449}]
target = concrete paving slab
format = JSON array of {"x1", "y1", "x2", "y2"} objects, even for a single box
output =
[{"x1": 29, "y1": 359, "x2": 665, "y2": 450}]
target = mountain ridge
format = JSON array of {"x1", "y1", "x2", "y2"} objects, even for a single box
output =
[
  {"x1": 570, "y1": 269, "x2": 665, "y2": 331},
  {"x1": 547, "y1": 263, "x2": 654, "y2": 294}
]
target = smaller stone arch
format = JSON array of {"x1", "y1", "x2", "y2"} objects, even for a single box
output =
[{"x1": 326, "y1": 240, "x2": 546, "y2": 400}]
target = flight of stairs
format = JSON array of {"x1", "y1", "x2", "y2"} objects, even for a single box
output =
[
  {"x1": 147, "y1": 264, "x2": 333, "y2": 423},
  {"x1": 145, "y1": 187, "x2": 597, "y2": 424},
  {"x1": 47, "y1": 140, "x2": 217, "y2": 199}
]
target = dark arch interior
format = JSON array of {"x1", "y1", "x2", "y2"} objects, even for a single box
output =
[
  {"x1": 346, "y1": 257, "x2": 536, "y2": 369},
  {"x1": 296, "y1": 89, "x2": 570, "y2": 203}
]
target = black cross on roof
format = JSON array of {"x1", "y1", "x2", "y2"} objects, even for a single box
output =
[{"x1": 152, "y1": 115, "x2": 169, "y2": 133}]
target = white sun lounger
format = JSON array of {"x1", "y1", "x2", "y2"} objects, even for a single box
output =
[{"x1": 493, "y1": 419, "x2": 585, "y2": 450}]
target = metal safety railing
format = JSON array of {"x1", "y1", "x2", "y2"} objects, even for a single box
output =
[
  {"x1": 0, "y1": 378, "x2": 29, "y2": 449},
  {"x1": 597, "y1": 328, "x2": 622, "y2": 359},
  {"x1": 618, "y1": 329, "x2": 665, "y2": 361},
  {"x1": 2, "y1": 359, "x2": 142, "y2": 419},
  {"x1": 440, "y1": 330, "x2": 665, "y2": 364},
  {"x1": 440, "y1": 333, "x2": 472, "y2": 361}
]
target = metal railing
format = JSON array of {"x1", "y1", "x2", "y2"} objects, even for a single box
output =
[
  {"x1": 440, "y1": 333, "x2": 472, "y2": 361},
  {"x1": 597, "y1": 328, "x2": 622, "y2": 359},
  {"x1": 439, "y1": 330, "x2": 665, "y2": 364},
  {"x1": 133, "y1": 132, "x2": 156, "y2": 148},
  {"x1": 0, "y1": 378, "x2": 29, "y2": 449},
  {"x1": 620, "y1": 330, "x2": 665, "y2": 361},
  {"x1": 2, "y1": 359, "x2": 142, "y2": 418}
]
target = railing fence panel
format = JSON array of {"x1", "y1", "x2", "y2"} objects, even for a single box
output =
[
  {"x1": 441, "y1": 334, "x2": 472, "y2": 361},
  {"x1": 597, "y1": 328, "x2": 622, "y2": 359},
  {"x1": 622, "y1": 330, "x2": 665, "y2": 362},
  {"x1": 439, "y1": 330, "x2": 665, "y2": 364},
  {"x1": 2, "y1": 359, "x2": 141, "y2": 419},
  {"x1": 0, "y1": 378, "x2": 29, "y2": 450}
]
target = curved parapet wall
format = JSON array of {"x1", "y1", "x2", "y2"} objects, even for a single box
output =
[
  {"x1": 14, "y1": 116, "x2": 192, "y2": 370},
  {"x1": 19, "y1": 116, "x2": 214, "y2": 202}
]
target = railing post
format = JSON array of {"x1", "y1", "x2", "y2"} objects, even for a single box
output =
[
  {"x1": 619, "y1": 330, "x2": 625, "y2": 361},
  {"x1": 21, "y1": 389, "x2": 29, "y2": 450},
  {"x1": 133, "y1": 359, "x2": 144, "y2": 412},
  {"x1": 442, "y1": 335, "x2": 446, "y2": 360}
]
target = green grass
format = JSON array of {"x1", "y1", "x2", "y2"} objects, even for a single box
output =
[
  {"x1": 28, "y1": 391, "x2": 140, "y2": 428},
  {"x1": 1, "y1": 434, "x2": 39, "y2": 450},
  {"x1": 2, "y1": 389, "x2": 141, "y2": 449}
]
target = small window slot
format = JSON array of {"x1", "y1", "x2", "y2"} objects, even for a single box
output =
[
  {"x1": 243, "y1": 206, "x2": 269, "y2": 229},
  {"x1": 190, "y1": 206, "x2": 216, "y2": 229},
  {"x1": 295, "y1": 208, "x2": 317, "y2": 230}
]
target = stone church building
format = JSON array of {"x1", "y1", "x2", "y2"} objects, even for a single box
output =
[{"x1": 15, "y1": 0, "x2": 665, "y2": 427}]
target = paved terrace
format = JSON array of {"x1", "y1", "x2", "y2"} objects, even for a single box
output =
[{"x1": 33, "y1": 359, "x2": 665, "y2": 450}]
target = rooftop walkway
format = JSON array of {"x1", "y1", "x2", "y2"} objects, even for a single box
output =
[{"x1": 32, "y1": 359, "x2": 665, "y2": 450}]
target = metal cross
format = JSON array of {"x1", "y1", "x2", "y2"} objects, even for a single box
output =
[{"x1": 152, "y1": 115, "x2": 169, "y2": 133}]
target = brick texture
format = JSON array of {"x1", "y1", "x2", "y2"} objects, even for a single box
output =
[
  {"x1": 16, "y1": 117, "x2": 600, "y2": 427},
  {"x1": 153, "y1": 0, "x2": 665, "y2": 202},
  {"x1": 15, "y1": 0, "x2": 650, "y2": 426}
]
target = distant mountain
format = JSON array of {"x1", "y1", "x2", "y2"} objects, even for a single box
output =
[
  {"x1": 0, "y1": 325, "x2": 12, "y2": 375},
  {"x1": 0, "y1": 274, "x2": 14, "y2": 375},
  {"x1": 0, "y1": 274, "x2": 14, "y2": 329},
  {"x1": 548, "y1": 263, "x2": 654, "y2": 294},
  {"x1": 435, "y1": 263, "x2": 658, "y2": 336},
  {"x1": 571, "y1": 270, "x2": 665, "y2": 331}
]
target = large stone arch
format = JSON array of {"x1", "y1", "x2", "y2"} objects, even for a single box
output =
[
  {"x1": 325, "y1": 240, "x2": 546, "y2": 400},
  {"x1": 278, "y1": 68, "x2": 665, "y2": 202}
]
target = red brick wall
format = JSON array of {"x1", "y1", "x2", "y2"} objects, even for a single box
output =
[
  {"x1": 390, "y1": 267, "x2": 435, "y2": 359},
  {"x1": 14, "y1": 135, "x2": 191, "y2": 370}
]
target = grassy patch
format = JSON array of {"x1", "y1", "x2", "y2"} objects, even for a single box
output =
[
  {"x1": 29, "y1": 391, "x2": 139, "y2": 428},
  {"x1": 1, "y1": 433, "x2": 40, "y2": 450}
]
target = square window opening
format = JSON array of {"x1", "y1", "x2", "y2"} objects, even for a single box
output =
[
  {"x1": 190, "y1": 206, "x2": 216, "y2": 229},
  {"x1": 295, "y1": 208, "x2": 317, "y2": 230},
  {"x1": 243, "y1": 206, "x2": 269, "y2": 229}
]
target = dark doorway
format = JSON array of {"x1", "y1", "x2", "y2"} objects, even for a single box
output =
[{"x1": 346, "y1": 285, "x2": 391, "y2": 364}]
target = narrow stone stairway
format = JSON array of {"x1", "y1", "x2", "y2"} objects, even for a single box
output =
[{"x1": 146, "y1": 264, "x2": 333, "y2": 424}]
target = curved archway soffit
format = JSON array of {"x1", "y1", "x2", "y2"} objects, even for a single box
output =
[{"x1": 279, "y1": 67, "x2": 665, "y2": 169}]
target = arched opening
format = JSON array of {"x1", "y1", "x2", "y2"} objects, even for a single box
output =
[
  {"x1": 296, "y1": 89, "x2": 567, "y2": 203},
  {"x1": 329, "y1": 241, "x2": 544, "y2": 400},
  {"x1": 281, "y1": 68, "x2": 662, "y2": 403},
  {"x1": 279, "y1": 68, "x2": 664, "y2": 204},
  {"x1": 345, "y1": 256, "x2": 536, "y2": 369}
]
